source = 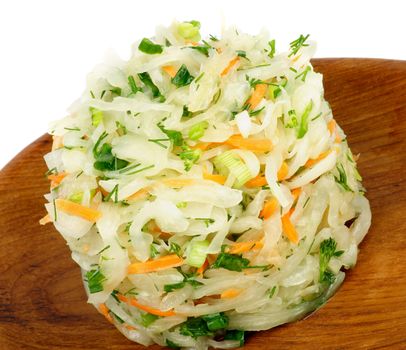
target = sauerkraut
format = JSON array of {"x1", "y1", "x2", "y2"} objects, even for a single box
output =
[{"x1": 41, "y1": 20, "x2": 371, "y2": 349}]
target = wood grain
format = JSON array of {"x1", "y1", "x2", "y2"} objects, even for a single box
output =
[{"x1": 1, "y1": 59, "x2": 406, "y2": 350}]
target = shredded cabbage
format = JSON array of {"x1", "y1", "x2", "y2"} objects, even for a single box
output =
[{"x1": 42, "y1": 21, "x2": 371, "y2": 350}]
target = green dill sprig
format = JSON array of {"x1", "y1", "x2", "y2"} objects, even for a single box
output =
[{"x1": 288, "y1": 34, "x2": 310, "y2": 57}]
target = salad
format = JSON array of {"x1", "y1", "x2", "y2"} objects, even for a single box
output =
[{"x1": 41, "y1": 20, "x2": 371, "y2": 349}]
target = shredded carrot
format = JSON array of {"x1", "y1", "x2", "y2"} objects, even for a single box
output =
[
  {"x1": 197, "y1": 259, "x2": 209, "y2": 276},
  {"x1": 246, "y1": 83, "x2": 267, "y2": 110},
  {"x1": 328, "y1": 119, "x2": 341, "y2": 143},
  {"x1": 281, "y1": 210, "x2": 299, "y2": 244},
  {"x1": 221, "y1": 56, "x2": 240, "y2": 76},
  {"x1": 126, "y1": 187, "x2": 150, "y2": 202},
  {"x1": 203, "y1": 172, "x2": 227, "y2": 185},
  {"x1": 221, "y1": 288, "x2": 242, "y2": 299},
  {"x1": 39, "y1": 214, "x2": 52, "y2": 225},
  {"x1": 259, "y1": 198, "x2": 279, "y2": 220},
  {"x1": 125, "y1": 324, "x2": 137, "y2": 331},
  {"x1": 277, "y1": 162, "x2": 289, "y2": 181},
  {"x1": 99, "y1": 303, "x2": 114, "y2": 324},
  {"x1": 147, "y1": 220, "x2": 172, "y2": 240},
  {"x1": 128, "y1": 254, "x2": 184, "y2": 274},
  {"x1": 162, "y1": 65, "x2": 177, "y2": 78},
  {"x1": 305, "y1": 150, "x2": 332, "y2": 168},
  {"x1": 245, "y1": 175, "x2": 268, "y2": 188},
  {"x1": 48, "y1": 172, "x2": 68, "y2": 185},
  {"x1": 225, "y1": 135, "x2": 273, "y2": 153},
  {"x1": 229, "y1": 240, "x2": 264, "y2": 254},
  {"x1": 185, "y1": 40, "x2": 199, "y2": 46},
  {"x1": 52, "y1": 135, "x2": 63, "y2": 151},
  {"x1": 97, "y1": 186, "x2": 110, "y2": 197},
  {"x1": 117, "y1": 294, "x2": 175, "y2": 317},
  {"x1": 291, "y1": 188, "x2": 302, "y2": 202},
  {"x1": 191, "y1": 142, "x2": 212, "y2": 151},
  {"x1": 55, "y1": 198, "x2": 102, "y2": 222}
]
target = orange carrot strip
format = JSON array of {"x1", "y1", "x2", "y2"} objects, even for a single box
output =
[
  {"x1": 246, "y1": 83, "x2": 267, "y2": 110},
  {"x1": 52, "y1": 135, "x2": 63, "y2": 151},
  {"x1": 221, "y1": 288, "x2": 242, "y2": 299},
  {"x1": 125, "y1": 324, "x2": 137, "y2": 331},
  {"x1": 47, "y1": 172, "x2": 68, "y2": 184},
  {"x1": 55, "y1": 198, "x2": 102, "y2": 222},
  {"x1": 281, "y1": 210, "x2": 299, "y2": 244},
  {"x1": 128, "y1": 255, "x2": 184, "y2": 274},
  {"x1": 221, "y1": 57, "x2": 240, "y2": 76},
  {"x1": 126, "y1": 187, "x2": 150, "y2": 202},
  {"x1": 305, "y1": 150, "x2": 332, "y2": 168},
  {"x1": 229, "y1": 240, "x2": 264, "y2": 254},
  {"x1": 117, "y1": 294, "x2": 175, "y2": 317},
  {"x1": 328, "y1": 119, "x2": 342, "y2": 143},
  {"x1": 203, "y1": 172, "x2": 227, "y2": 185},
  {"x1": 162, "y1": 65, "x2": 177, "y2": 78},
  {"x1": 291, "y1": 188, "x2": 302, "y2": 202},
  {"x1": 39, "y1": 214, "x2": 52, "y2": 225},
  {"x1": 225, "y1": 135, "x2": 273, "y2": 153},
  {"x1": 245, "y1": 175, "x2": 268, "y2": 188},
  {"x1": 277, "y1": 162, "x2": 289, "y2": 181},
  {"x1": 259, "y1": 198, "x2": 279, "y2": 219},
  {"x1": 197, "y1": 259, "x2": 209, "y2": 276},
  {"x1": 99, "y1": 303, "x2": 114, "y2": 324}
]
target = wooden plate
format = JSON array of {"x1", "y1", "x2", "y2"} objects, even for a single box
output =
[{"x1": 1, "y1": 59, "x2": 405, "y2": 349}]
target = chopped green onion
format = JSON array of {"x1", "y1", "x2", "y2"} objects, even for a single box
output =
[
  {"x1": 297, "y1": 100, "x2": 313, "y2": 139},
  {"x1": 201, "y1": 312, "x2": 229, "y2": 331},
  {"x1": 169, "y1": 242, "x2": 182, "y2": 257},
  {"x1": 164, "y1": 282, "x2": 185, "y2": 293},
  {"x1": 110, "y1": 86, "x2": 122, "y2": 96},
  {"x1": 213, "y1": 151, "x2": 253, "y2": 188},
  {"x1": 268, "y1": 39, "x2": 276, "y2": 58},
  {"x1": 138, "y1": 38, "x2": 163, "y2": 54},
  {"x1": 186, "y1": 240, "x2": 209, "y2": 268},
  {"x1": 334, "y1": 163, "x2": 353, "y2": 192},
  {"x1": 103, "y1": 184, "x2": 119, "y2": 203},
  {"x1": 289, "y1": 34, "x2": 310, "y2": 57},
  {"x1": 295, "y1": 65, "x2": 311, "y2": 82},
  {"x1": 157, "y1": 122, "x2": 184, "y2": 146},
  {"x1": 90, "y1": 107, "x2": 103, "y2": 126},
  {"x1": 128, "y1": 75, "x2": 140, "y2": 94},
  {"x1": 188, "y1": 121, "x2": 209, "y2": 140},
  {"x1": 171, "y1": 64, "x2": 194, "y2": 88},
  {"x1": 224, "y1": 330, "x2": 245, "y2": 346},
  {"x1": 68, "y1": 192, "x2": 83, "y2": 204},
  {"x1": 179, "y1": 145, "x2": 201, "y2": 171},
  {"x1": 85, "y1": 267, "x2": 106, "y2": 294},
  {"x1": 236, "y1": 50, "x2": 247, "y2": 58},
  {"x1": 138, "y1": 72, "x2": 165, "y2": 101},
  {"x1": 177, "y1": 20, "x2": 201, "y2": 42}
]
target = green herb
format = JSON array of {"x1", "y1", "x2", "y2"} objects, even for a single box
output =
[
  {"x1": 268, "y1": 286, "x2": 277, "y2": 298},
  {"x1": 334, "y1": 164, "x2": 353, "y2": 192},
  {"x1": 76, "y1": 170, "x2": 83, "y2": 178},
  {"x1": 289, "y1": 67, "x2": 298, "y2": 73},
  {"x1": 212, "y1": 252, "x2": 250, "y2": 272},
  {"x1": 212, "y1": 89, "x2": 222, "y2": 104},
  {"x1": 45, "y1": 167, "x2": 57, "y2": 176},
  {"x1": 110, "y1": 86, "x2": 122, "y2": 96},
  {"x1": 189, "y1": 121, "x2": 209, "y2": 140},
  {"x1": 85, "y1": 267, "x2": 106, "y2": 293},
  {"x1": 297, "y1": 100, "x2": 313, "y2": 139},
  {"x1": 100, "y1": 90, "x2": 106, "y2": 99},
  {"x1": 188, "y1": 43, "x2": 211, "y2": 57},
  {"x1": 303, "y1": 197, "x2": 310, "y2": 208},
  {"x1": 295, "y1": 65, "x2": 311, "y2": 82},
  {"x1": 289, "y1": 34, "x2": 310, "y2": 57},
  {"x1": 180, "y1": 317, "x2": 211, "y2": 338},
  {"x1": 169, "y1": 242, "x2": 182, "y2": 257},
  {"x1": 138, "y1": 38, "x2": 163, "y2": 54},
  {"x1": 236, "y1": 50, "x2": 247, "y2": 58},
  {"x1": 90, "y1": 90, "x2": 95, "y2": 98},
  {"x1": 194, "y1": 72, "x2": 205, "y2": 84},
  {"x1": 166, "y1": 339, "x2": 180, "y2": 349},
  {"x1": 237, "y1": 63, "x2": 271, "y2": 71},
  {"x1": 171, "y1": 64, "x2": 195, "y2": 88},
  {"x1": 224, "y1": 330, "x2": 245, "y2": 346},
  {"x1": 164, "y1": 282, "x2": 185, "y2": 293},
  {"x1": 90, "y1": 107, "x2": 103, "y2": 126},
  {"x1": 140, "y1": 313, "x2": 159, "y2": 327},
  {"x1": 319, "y1": 238, "x2": 338, "y2": 283},
  {"x1": 209, "y1": 34, "x2": 219, "y2": 41},
  {"x1": 128, "y1": 75, "x2": 140, "y2": 94},
  {"x1": 103, "y1": 184, "x2": 119, "y2": 203},
  {"x1": 138, "y1": 72, "x2": 165, "y2": 101},
  {"x1": 115, "y1": 121, "x2": 127, "y2": 135},
  {"x1": 202, "y1": 313, "x2": 229, "y2": 331},
  {"x1": 126, "y1": 164, "x2": 154, "y2": 175},
  {"x1": 249, "y1": 106, "x2": 265, "y2": 117},
  {"x1": 176, "y1": 201, "x2": 187, "y2": 208},
  {"x1": 179, "y1": 145, "x2": 201, "y2": 171},
  {"x1": 148, "y1": 138, "x2": 170, "y2": 149},
  {"x1": 64, "y1": 126, "x2": 81, "y2": 131},
  {"x1": 194, "y1": 217, "x2": 215, "y2": 227},
  {"x1": 93, "y1": 142, "x2": 129, "y2": 172},
  {"x1": 110, "y1": 311, "x2": 125, "y2": 324},
  {"x1": 157, "y1": 122, "x2": 184, "y2": 146},
  {"x1": 311, "y1": 112, "x2": 323, "y2": 121},
  {"x1": 111, "y1": 289, "x2": 120, "y2": 303},
  {"x1": 334, "y1": 250, "x2": 344, "y2": 257},
  {"x1": 268, "y1": 39, "x2": 276, "y2": 58},
  {"x1": 286, "y1": 109, "x2": 298, "y2": 128},
  {"x1": 53, "y1": 198, "x2": 57, "y2": 222},
  {"x1": 118, "y1": 163, "x2": 141, "y2": 174}
]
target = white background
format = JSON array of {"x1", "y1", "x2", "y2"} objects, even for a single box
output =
[{"x1": 0, "y1": 0, "x2": 404, "y2": 169}]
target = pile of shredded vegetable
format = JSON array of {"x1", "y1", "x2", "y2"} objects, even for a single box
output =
[{"x1": 41, "y1": 21, "x2": 371, "y2": 349}]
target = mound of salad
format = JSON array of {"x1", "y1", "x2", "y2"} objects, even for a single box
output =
[{"x1": 41, "y1": 20, "x2": 371, "y2": 349}]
